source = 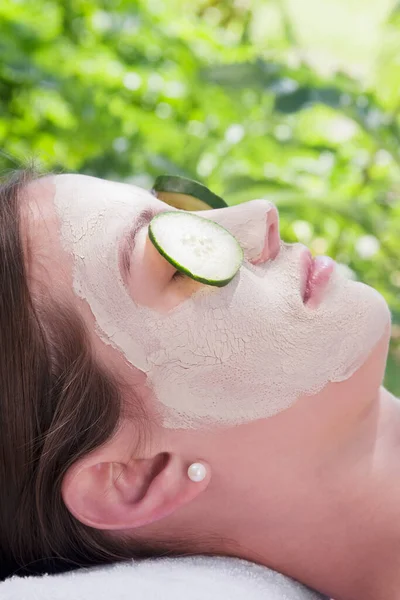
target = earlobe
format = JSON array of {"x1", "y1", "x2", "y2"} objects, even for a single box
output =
[{"x1": 61, "y1": 447, "x2": 211, "y2": 531}]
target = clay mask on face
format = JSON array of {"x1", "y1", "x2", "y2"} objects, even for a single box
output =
[{"x1": 53, "y1": 175, "x2": 391, "y2": 429}]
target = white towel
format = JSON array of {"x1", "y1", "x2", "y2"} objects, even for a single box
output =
[{"x1": 1, "y1": 555, "x2": 329, "y2": 599}]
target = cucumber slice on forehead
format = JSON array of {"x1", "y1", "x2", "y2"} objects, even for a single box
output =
[
  {"x1": 148, "y1": 211, "x2": 244, "y2": 287},
  {"x1": 152, "y1": 175, "x2": 228, "y2": 211}
]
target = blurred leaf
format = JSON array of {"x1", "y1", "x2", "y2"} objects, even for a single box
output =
[
  {"x1": 201, "y1": 59, "x2": 281, "y2": 88},
  {"x1": 223, "y1": 174, "x2": 297, "y2": 194},
  {"x1": 275, "y1": 86, "x2": 343, "y2": 113}
]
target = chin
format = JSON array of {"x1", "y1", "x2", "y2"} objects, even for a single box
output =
[
  {"x1": 293, "y1": 324, "x2": 391, "y2": 439},
  {"x1": 326, "y1": 276, "x2": 392, "y2": 384},
  {"x1": 337, "y1": 284, "x2": 391, "y2": 404},
  {"x1": 353, "y1": 279, "x2": 392, "y2": 350},
  {"x1": 357, "y1": 320, "x2": 391, "y2": 387},
  {"x1": 309, "y1": 279, "x2": 392, "y2": 417}
]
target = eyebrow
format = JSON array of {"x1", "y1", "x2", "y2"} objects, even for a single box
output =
[{"x1": 120, "y1": 206, "x2": 161, "y2": 277}]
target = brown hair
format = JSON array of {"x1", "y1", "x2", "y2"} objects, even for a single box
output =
[{"x1": 0, "y1": 168, "x2": 227, "y2": 581}]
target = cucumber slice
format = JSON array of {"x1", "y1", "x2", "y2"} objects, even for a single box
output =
[
  {"x1": 152, "y1": 175, "x2": 228, "y2": 211},
  {"x1": 148, "y1": 211, "x2": 243, "y2": 287}
]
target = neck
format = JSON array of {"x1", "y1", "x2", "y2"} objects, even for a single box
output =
[{"x1": 230, "y1": 386, "x2": 400, "y2": 600}]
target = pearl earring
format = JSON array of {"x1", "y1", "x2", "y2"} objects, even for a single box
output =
[{"x1": 187, "y1": 462, "x2": 207, "y2": 482}]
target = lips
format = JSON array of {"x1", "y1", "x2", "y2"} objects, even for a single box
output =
[{"x1": 302, "y1": 251, "x2": 335, "y2": 307}]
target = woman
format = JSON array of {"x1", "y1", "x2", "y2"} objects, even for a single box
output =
[{"x1": 0, "y1": 168, "x2": 397, "y2": 600}]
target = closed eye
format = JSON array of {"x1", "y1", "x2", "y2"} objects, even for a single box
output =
[{"x1": 172, "y1": 270, "x2": 185, "y2": 280}]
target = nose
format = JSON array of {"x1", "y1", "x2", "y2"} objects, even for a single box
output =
[
  {"x1": 198, "y1": 199, "x2": 281, "y2": 264},
  {"x1": 251, "y1": 200, "x2": 280, "y2": 264}
]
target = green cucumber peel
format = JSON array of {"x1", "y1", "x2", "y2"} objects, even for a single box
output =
[{"x1": 153, "y1": 175, "x2": 228, "y2": 210}]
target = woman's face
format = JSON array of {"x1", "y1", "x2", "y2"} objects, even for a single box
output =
[{"x1": 24, "y1": 174, "x2": 391, "y2": 430}]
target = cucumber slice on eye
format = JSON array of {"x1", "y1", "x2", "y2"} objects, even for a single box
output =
[
  {"x1": 148, "y1": 211, "x2": 244, "y2": 287},
  {"x1": 152, "y1": 175, "x2": 228, "y2": 211}
]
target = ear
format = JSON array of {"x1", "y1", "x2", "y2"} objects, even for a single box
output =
[{"x1": 61, "y1": 426, "x2": 211, "y2": 531}]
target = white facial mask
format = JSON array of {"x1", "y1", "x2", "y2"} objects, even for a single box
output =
[{"x1": 53, "y1": 175, "x2": 390, "y2": 429}]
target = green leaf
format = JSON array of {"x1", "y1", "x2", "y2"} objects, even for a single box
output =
[{"x1": 275, "y1": 86, "x2": 343, "y2": 113}]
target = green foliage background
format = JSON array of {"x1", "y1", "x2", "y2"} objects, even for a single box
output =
[{"x1": 1, "y1": 0, "x2": 400, "y2": 393}]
